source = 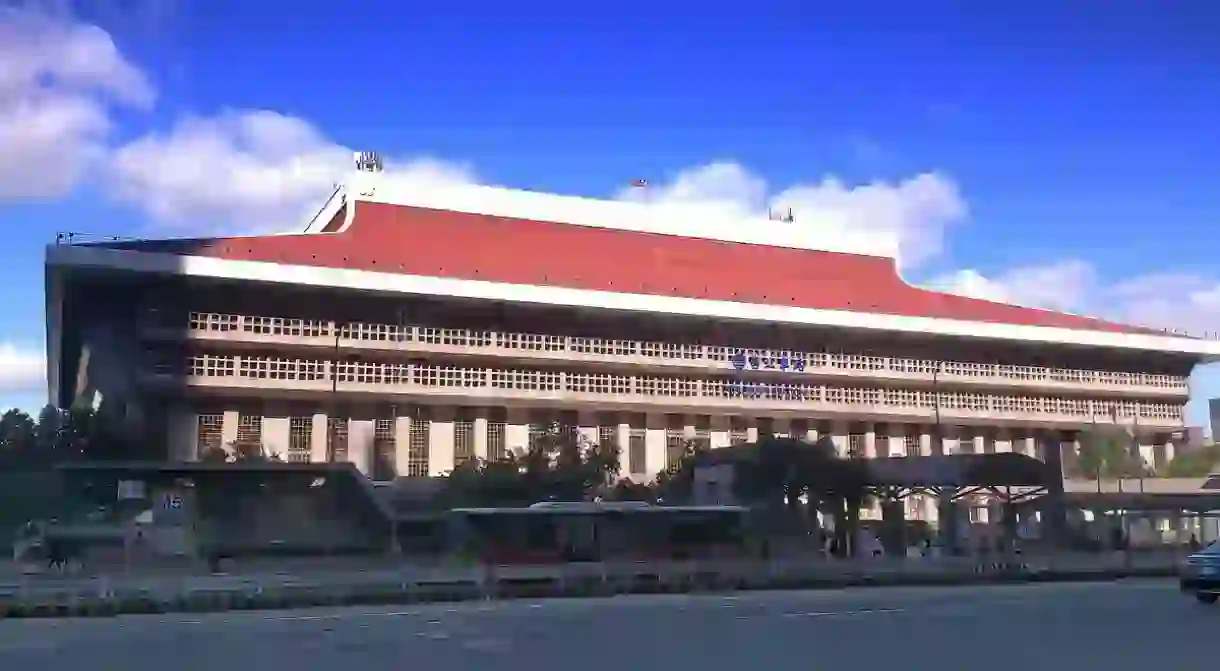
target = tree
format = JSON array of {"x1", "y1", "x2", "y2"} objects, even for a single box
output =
[
  {"x1": 1164, "y1": 443, "x2": 1220, "y2": 478},
  {"x1": 437, "y1": 421, "x2": 621, "y2": 507},
  {"x1": 653, "y1": 439, "x2": 711, "y2": 502},
  {"x1": 725, "y1": 436, "x2": 871, "y2": 555},
  {"x1": 0, "y1": 409, "x2": 36, "y2": 454},
  {"x1": 1075, "y1": 428, "x2": 1148, "y2": 480},
  {"x1": 199, "y1": 444, "x2": 230, "y2": 463}
]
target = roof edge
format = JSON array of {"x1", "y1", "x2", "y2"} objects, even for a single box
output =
[{"x1": 46, "y1": 244, "x2": 1220, "y2": 360}]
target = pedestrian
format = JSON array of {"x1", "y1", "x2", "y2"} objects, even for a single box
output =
[{"x1": 45, "y1": 536, "x2": 64, "y2": 572}]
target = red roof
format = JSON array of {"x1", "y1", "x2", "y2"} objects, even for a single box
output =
[{"x1": 97, "y1": 201, "x2": 1154, "y2": 335}]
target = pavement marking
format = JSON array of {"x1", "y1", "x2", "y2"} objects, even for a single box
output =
[{"x1": 735, "y1": 607, "x2": 905, "y2": 620}]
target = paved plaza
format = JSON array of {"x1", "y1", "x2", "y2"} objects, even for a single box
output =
[{"x1": 0, "y1": 580, "x2": 1211, "y2": 669}]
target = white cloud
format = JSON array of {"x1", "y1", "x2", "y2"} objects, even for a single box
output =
[
  {"x1": 619, "y1": 162, "x2": 967, "y2": 268},
  {"x1": 0, "y1": 7, "x2": 154, "y2": 200},
  {"x1": 107, "y1": 110, "x2": 479, "y2": 235},
  {"x1": 0, "y1": 343, "x2": 45, "y2": 394},
  {"x1": 929, "y1": 261, "x2": 1220, "y2": 338}
]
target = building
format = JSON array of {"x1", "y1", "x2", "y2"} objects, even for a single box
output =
[{"x1": 45, "y1": 153, "x2": 1220, "y2": 507}]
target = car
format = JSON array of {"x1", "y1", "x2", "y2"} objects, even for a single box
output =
[{"x1": 1180, "y1": 541, "x2": 1220, "y2": 604}]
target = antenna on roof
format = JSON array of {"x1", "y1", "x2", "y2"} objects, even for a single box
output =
[
  {"x1": 354, "y1": 151, "x2": 384, "y2": 173},
  {"x1": 768, "y1": 208, "x2": 795, "y2": 223}
]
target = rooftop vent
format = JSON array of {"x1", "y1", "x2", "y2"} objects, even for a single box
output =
[{"x1": 354, "y1": 151, "x2": 384, "y2": 173}]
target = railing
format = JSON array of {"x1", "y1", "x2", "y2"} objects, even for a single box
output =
[
  {"x1": 153, "y1": 354, "x2": 1186, "y2": 426},
  {"x1": 146, "y1": 312, "x2": 1191, "y2": 395},
  {"x1": 0, "y1": 553, "x2": 1183, "y2": 616}
]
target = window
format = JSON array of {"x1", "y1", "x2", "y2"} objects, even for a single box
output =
[
  {"x1": 598, "y1": 426, "x2": 617, "y2": 451},
  {"x1": 236, "y1": 413, "x2": 262, "y2": 457},
  {"x1": 665, "y1": 428, "x2": 685, "y2": 473},
  {"x1": 197, "y1": 413, "x2": 223, "y2": 456},
  {"x1": 407, "y1": 419, "x2": 430, "y2": 476},
  {"x1": 487, "y1": 422, "x2": 507, "y2": 462},
  {"x1": 287, "y1": 416, "x2": 311, "y2": 463},
  {"x1": 958, "y1": 432, "x2": 977, "y2": 454},
  {"x1": 847, "y1": 433, "x2": 866, "y2": 459},
  {"x1": 327, "y1": 417, "x2": 349, "y2": 462},
  {"x1": 372, "y1": 418, "x2": 396, "y2": 481},
  {"x1": 729, "y1": 417, "x2": 748, "y2": 445},
  {"x1": 527, "y1": 423, "x2": 549, "y2": 451},
  {"x1": 454, "y1": 420, "x2": 475, "y2": 465},
  {"x1": 690, "y1": 426, "x2": 711, "y2": 452},
  {"x1": 628, "y1": 429, "x2": 646, "y2": 476}
]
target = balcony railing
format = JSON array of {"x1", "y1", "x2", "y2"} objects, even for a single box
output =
[
  {"x1": 148, "y1": 354, "x2": 1185, "y2": 428},
  {"x1": 150, "y1": 312, "x2": 1193, "y2": 397}
]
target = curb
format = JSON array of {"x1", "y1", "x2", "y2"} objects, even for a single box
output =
[{"x1": 0, "y1": 567, "x2": 1177, "y2": 619}]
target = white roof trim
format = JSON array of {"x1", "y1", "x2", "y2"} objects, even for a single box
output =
[
  {"x1": 343, "y1": 171, "x2": 900, "y2": 258},
  {"x1": 45, "y1": 244, "x2": 1220, "y2": 359}
]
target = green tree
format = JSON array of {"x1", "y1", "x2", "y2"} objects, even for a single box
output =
[
  {"x1": 437, "y1": 421, "x2": 621, "y2": 507},
  {"x1": 654, "y1": 439, "x2": 711, "y2": 502},
  {"x1": 1075, "y1": 428, "x2": 1147, "y2": 480},
  {"x1": 34, "y1": 405, "x2": 63, "y2": 453},
  {"x1": 1164, "y1": 443, "x2": 1220, "y2": 478},
  {"x1": 0, "y1": 409, "x2": 36, "y2": 455},
  {"x1": 726, "y1": 436, "x2": 871, "y2": 555}
]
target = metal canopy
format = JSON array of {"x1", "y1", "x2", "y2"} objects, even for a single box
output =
[
  {"x1": 691, "y1": 440, "x2": 1057, "y2": 489},
  {"x1": 1065, "y1": 491, "x2": 1220, "y2": 512},
  {"x1": 865, "y1": 453, "x2": 1057, "y2": 488}
]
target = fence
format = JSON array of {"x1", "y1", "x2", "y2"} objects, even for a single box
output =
[{"x1": 0, "y1": 552, "x2": 1182, "y2": 617}]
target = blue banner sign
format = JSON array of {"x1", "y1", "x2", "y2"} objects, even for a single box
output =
[{"x1": 729, "y1": 353, "x2": 806, "y2": 372}]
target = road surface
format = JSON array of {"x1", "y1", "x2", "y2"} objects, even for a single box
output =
[{"x1": 0, "y1": 580, "x2": 1211, "y2": 669}]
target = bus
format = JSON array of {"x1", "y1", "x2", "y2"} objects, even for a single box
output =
[{"x1": 446, "y1": 502, "x2": 750, "y2": 564}]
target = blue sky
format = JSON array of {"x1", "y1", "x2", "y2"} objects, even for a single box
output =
[{"x1": 2, "y1": 0, "x2": 1219, "y2": 427}]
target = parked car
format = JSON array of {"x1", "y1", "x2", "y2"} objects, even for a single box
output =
[{"x1": 1180, "y1": 541, "x2": 1220, "y2": 604}]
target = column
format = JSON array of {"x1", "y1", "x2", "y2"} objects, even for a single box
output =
[
  {"x1": 880, "y1": 500, "x2": 906, "y2": 556},
  {"x1": 261, "y1": 416, "x2": 290, "y2": 461},
  {"x1": 1019, "y1": 434, "x2": 1036, "y2": 458},
  {"x1": 829, "y1": 420, "x2": 847, "y2": 457},
  {"x1": 429, "y1": 406, "x2": 456, "y2": 476},
  {"x1": 309, "y1": 413, "x2": 328, "y2": 463},
  {"x1": 1138, "y1": 439, "x2": 1155, "y2": 472},
  {"x1": 616, "y1": 422, "x2": 631, "y2": 476},
  {"x1": 473, "y1": 415, "x2": 489, "y2": 461},
  {"x1": 710, "y1": 416, "x2": 730, "y2": 450},
  {"x1": 645, "y1": 413, "x2": 666, "y2": 477},
  {"x1": 393, "y1": 416, "x2": 412, "y2": 477},
  {"x1": 166, "y1": 406, "x2": 198, "y2": 462},
  {"x1": 348, "y1": 419, "x2": 375, "y2": 475},
  {"x1": 864, "y1": 422, "x2": 877, "y2": 459},
  {"x1": 973, "y1": 434, "x2": 985, "y2": 454},
  {"x1": 746, "y1": 423, "x2": 760, "y2": 442},
  {"x1": 994, "y1": 428, "x2": 1012, "y2": 453},
  {"x1": 506, "y1": 408, "x2": 530, "y2": 456},
  {"x1": 938, "y1": 492, "x2": 963, "y2": 554},
  {"x1": 221, "y1": 409, "x2": 239, "y2": 452},
  {"x1": 919, "y1": 430, "x2": 933, "y2": 457}
]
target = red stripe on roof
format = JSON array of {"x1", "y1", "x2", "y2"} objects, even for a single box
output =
[{"x1": 96, "y1": 202, "x2": 1154, "y2": 335}]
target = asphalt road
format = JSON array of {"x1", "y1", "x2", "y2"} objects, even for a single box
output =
[{"x1": 0, "y1": 580, "x2": 1212, "y2": 669}]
